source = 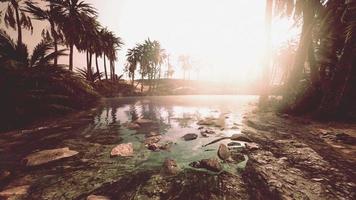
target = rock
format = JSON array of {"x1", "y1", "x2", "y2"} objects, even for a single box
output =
[
  {"x1": 160, "y1": 142, "x2": 173, "y2": 151},
  {"x1": 182, "y1": 133, "x2": 198, "y2": 141},
  {"x1": 161, "y1": 158, "x2": 180, "y2": 176},
  {"x1": 23, "y1": 147, "x2": 79, "y2": 166},
  {"x1": 227, "y1": 142, "x2": 241, "y2": 147},
  {"x1": 198, "y1": 126, "x2": 204, "y2": 130},
  {"x1": 245, "y1": 142, "x2": 259, "y2": 151},
  {"x1": 205, "y1": 129, "x2": 215, "y2": 134},
  {"x1": 110, "y1": 143, "x2": 133, "y2": 157},
  {"x1": 0, "y1": 185, "x2": 30, "y2": 198},
  {"x1": 127, "y1": 122, "x2": 140, "y2": 129},
  {"x1": 147, "y1": 143, "x2": 161, "y2": 151},
  {"x1": 217, "y1": 144, "x2": 231, "y2": 161},
  {"x1": 87, "y1": 195, "x2": 111, "y2": 200},
  {"x1": 145, "y1": 135, "x2": 162, "y2": 145},
  {"x1": 190, "y1": 158, "x2": 222, "y2": 172},
  {"x1": 230, "y1": 134, "x2": 252, "y2": 142},
  {"x1": 200, "y1": 131, "x2": 209, "y2": 137},
  {"x1": 231, "y1": 126, "x2": 239, "y2": 129}
]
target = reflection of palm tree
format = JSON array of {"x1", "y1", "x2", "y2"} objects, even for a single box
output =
[
  {"x1": 2, "y1": 0, "x2": 33, "y2": 46},
  {"x1": 129, "y1": 105, "x2": 139, "y2": 121}
]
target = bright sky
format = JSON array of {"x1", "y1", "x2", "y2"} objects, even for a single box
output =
[{"x1": 1, "y1": 0, "x2": 298, "y2": 84}]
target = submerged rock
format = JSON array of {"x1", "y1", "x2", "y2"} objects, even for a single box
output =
[
  {"x1": 217, "y1": 144, "x2": 231, "y2": 161},
  {"x1": 230, "y1": 134, "x2": 252, "y2": 142},
  {"x1": 87, "y1": 195, "x2": 110, "y2": 200},
  {"x1": 23, "y1": 147, "x2": 79, "y2": 166},
  {"x1": 161, "y1": 158, "x2": 180, "y2": 176},
  {"x1": 0, "y1": 185, "x2": 30, "y2": 198},
  {"x1": 146, "y1": 131, "x2": 160, "y2": 137},
  {"x1": 200, "y1": 131, "x2": 209, "y2": 137},
  {"x1": 182, "y1": 133, "x2": 198, "y2": 141},
  {"x1": 110, "y1": 143, "x2": 133, "y2": 157},
  {"x1": 190, "y1": 158, "x2": 222, "y2": 172},
  {"x1": 231, "y1": 152, "x2": 245, "y2": 163},
  {"x1": 144, "y1": 135, "x2": 162, "y2": 145}
]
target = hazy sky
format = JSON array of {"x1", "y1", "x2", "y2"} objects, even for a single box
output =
[{"x1": 1, "y1": 0, "x2": 297, "y2": 83}]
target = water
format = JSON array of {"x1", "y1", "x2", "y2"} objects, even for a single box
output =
[{"x1": 0, "y1": 95, "x2": 258, "y2": 199}]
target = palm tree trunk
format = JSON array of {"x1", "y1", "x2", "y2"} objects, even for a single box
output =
[
  {"x1": 69, "y1": 44, "x2": 74, "y2": 71},
  {"x1": 259, "y1": 0, "x2": 273, "y2": 105},
  {"x1": 284, "y1": 4, "x2": 314, "y2": 101},
  {"x1": 12, "y1": 1, "x2": 22, "y2": 46},
  {"x1": 103, "y1": 55, "x2": 108, "y2": 80},
  {"x1": 96, "y1": 54, "x2": 101, "y2": 80},
  {"x1": 112, "y1": 61, "x2": 116, "y2": 81},
  {"x1": 50, "y1": 20, "x2": 58, "y2": 65}
]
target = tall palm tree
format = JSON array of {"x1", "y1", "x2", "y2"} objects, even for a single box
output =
[
  {"x1": 51, "y1": 0, "x2": 97, "y2": 71},
  {"x1": 102, "y1": 30, "x2": 123, "y2": 81},
  {"x1": 1, "y1": 0, "x2": 33, "y2": 46},
  {"x1": 24, "y1": 0, "x2": 63, "y2": 65}
]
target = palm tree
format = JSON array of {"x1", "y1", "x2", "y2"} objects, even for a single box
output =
[
  {"x1": 1, "y1": 0, "x2": 33, "y2": 46},
  {"x1": 104, "y1": 30, "x2": 123, "y2": 81},
  {"x1": 126, "y1": 47, "x2": 140, "y2": 86},
  {"x1": 24, "y1": 0, "x2": 63, "y2": 65},
  {"x1": 0, "y1": 29, "x2": 66, "y2": 68},
  {"x1": 178, "y1": 55, "x2": 192, "y2": 80},
  {"x1": 51, "y1": 0, "x2": 97, "y2": 71}
]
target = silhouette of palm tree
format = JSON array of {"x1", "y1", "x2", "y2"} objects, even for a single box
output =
[
  {"x1": 24, "y1": 0, "x2": 64, "y2": 65},
  {"x1": 1, "y1": 0, "x2": 33, "y2": 46},
  {"x1": 50, "y1": 0, "x2": 97, "y2": 71}
]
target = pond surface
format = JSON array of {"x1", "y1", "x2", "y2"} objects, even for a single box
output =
[{"x1": 0, "y1": 95, "x2": 258, "y2": 199}]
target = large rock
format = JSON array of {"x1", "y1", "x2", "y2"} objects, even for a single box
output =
[
  {"x1": 110, "y1": 143, "x2": 134, "y2": 157},
  {"x1": 245, "y1": 142, "x2": 259, "y2": 151},
  {"x1": 230, "y1": 134, "x2": 252, "y2": 142},
  {"x1": 217, "y1": 144, "x2": 231, "y2": 161},
  {"x1": 23, "y1": 147, "x2": 79, "y2": 166},
  {"x1": 0, "y1": 185, "x2": 30, "y2": 198},
  {"x1": 161, "y1": 158, "x2": 180, "y2": 176},
  {"x1": 182, "y1": 133, "x2": 198, "y2": 141},
  {"x1": 87, "y1": 195, "x2": 110, "y2": 200},
  {"x1": 190, "y1": 158, "x2": 222, "y2": 172}
]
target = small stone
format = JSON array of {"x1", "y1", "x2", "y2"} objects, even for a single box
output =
[
  {"x1": 161, "y1": 158, "x2": 180, "y2": 176},
  {"x1": 110, "y1": 143, "x2": 134, "y2": 157},
  {"x1": 200, "y1": 131, "x2": 209, "y2": 137},
  {"x1": 245, "y1": 142, "x2": 259, "y2": 151},
  {"x1": 190, "y1": 158, "x2": 222, "y2": 172},
  {"x1": 144, "y1": 135, "x2": 162, "y2": 145},
  {"x1": 23, "y1": 147, "x2": 79, "y2": 166},
  {"x1": 230, "y1": 134, "x2": 252, "y2": 142},
  {"x1": 198, "y1": 126, "x2": 204, "y2": 130},
  {"x1": 182, "y1": 133, "x2": 198, "y2": 141},
  {"x1": 87, "y1": 195, "x2": 111, "y2": 200},
  {"x1": 147, "y1": 143, "x2": 161, "y2": 151},
  {"x1": 217, "y1": 144, "x2": 231, "y2": 161}
]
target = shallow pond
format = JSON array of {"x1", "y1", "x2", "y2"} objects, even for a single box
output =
[{"x1": 0, "y1": 95, "x2": 258, "y2": 199}]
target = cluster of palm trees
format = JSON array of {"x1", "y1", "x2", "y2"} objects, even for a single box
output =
[
  {"x1": 1, "y1": 0, "x2": 123, "y2": 82},
  {"x1": 266, "y1": 0, "x2": 356, "y2": 118},
  {"x1": 126, "y1": 39, "x2": 167, "y2": 92}
]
